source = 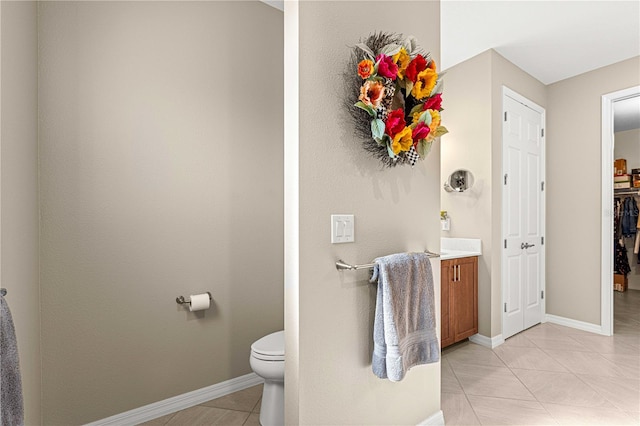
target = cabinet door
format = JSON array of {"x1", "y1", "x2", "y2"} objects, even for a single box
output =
[
  {"x1": 452, "y1": 256, "x2": 478, "y2": 342},
  {"x1": 440, "y1": 260, "x2": 455, "y2": 348}
]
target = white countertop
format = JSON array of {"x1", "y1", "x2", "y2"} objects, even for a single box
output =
[
  {"x1": 440, "y1": 249, "x2": 482, "y2": 260},
  {"x1": 440, "y1": 238, "x2": 482, "y2": 260}
]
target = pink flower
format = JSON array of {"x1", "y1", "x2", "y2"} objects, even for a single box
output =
[
  {"x1": 423, "y1": 93, "x2": 442, "y2": 111},
  {"x1": 376, "y1": 54, "x2": 398, "y2": 80},
  {"x1": 412, "y1": 121, "x2": 431, "y2": 143},
  {"x1": 385, "y1": 109, "x2": 406, "y2": 138}
]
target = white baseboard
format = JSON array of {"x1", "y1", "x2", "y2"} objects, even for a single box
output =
[
  {"x1": 86, "y1": 373, "x2": 263, "y2": 426},
  {"x1": 545, "y1": 314, "x2": 604, "y2": 335},
  {"x1": 418, "y1": 410, "x2": 445, "y2": 426},
  {"x1": 469, "y1": 333, "x2": 504, "y2": 349}
]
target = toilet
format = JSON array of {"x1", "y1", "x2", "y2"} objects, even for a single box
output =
[{"x1": 250, "y1": 330, "x2": 284, "y2": 426}]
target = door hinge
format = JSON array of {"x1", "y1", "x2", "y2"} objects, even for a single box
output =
[
  {"x1": 541, "y1": 181, "x2": 545, "y2": 191},
  {"x1": 504, "y1": 174, "x2": 508, "y2": 185},
  {"x1": 541, "y1": 236, "x2": 544, "y2": 245},
  {"x1": 541, "y1": 290, "x2": 544, "y2": 299},
  {"x1": 504, "y1": 239, "x2": 507, "y2": 249},
  {"x1": 504, "y1": 303, "x2": 507, "y2": 313},
  {"x1": 541, "y1": 128, "x2": 544, "y2": 137},
  {"x1": 504, "y1": 112, "x2": 507, "y2": 121}
]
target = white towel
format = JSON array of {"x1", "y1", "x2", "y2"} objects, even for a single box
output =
[
  {"x1": 370, "y1": 252, "x2": 439, "y2": 382},
  {"x1": 1, "y1": 295, "x2": 24, "y2": 426}
]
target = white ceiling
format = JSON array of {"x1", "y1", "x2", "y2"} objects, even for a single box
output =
[
  {"x1": 441, "y1": 1, "x2": 640, "y2": 85},
  {"x1": 441, "y1": 0, "x2": 640, "y2": 132},
  {"x1": 265, "y1": 1, "x2": 640, "y2": 131},
  {"x1": 260, "y1": 0, "x2": 284, "y2": 12}
]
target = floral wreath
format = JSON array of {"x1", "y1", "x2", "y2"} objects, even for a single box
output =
[{"x1": 348, "y1": 33, "x2": 447, "y2": 168}]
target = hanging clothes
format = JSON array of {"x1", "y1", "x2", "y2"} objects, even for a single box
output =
[
  {"x1": 621, "y1": 196, "x2": 638, "y2": 238},
  {"x1": 615, "y1": 239, "x2": 631, "y2": 276},
  {"x1": 636, "y1": 212, "x2": 640, "y2": 263},
  {"x1": 614, "y1": 196, "x2": 635, "y2": 273}
]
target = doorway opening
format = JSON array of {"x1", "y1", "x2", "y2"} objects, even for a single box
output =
[{"x1": 601, "y1": 86, "x2": 640, "y2": 336}]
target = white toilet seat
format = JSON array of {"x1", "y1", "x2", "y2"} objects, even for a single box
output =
[
  {"x1": 251, "y1": 330, "x2": 284, "y2": 361},
  {"x1": 251, "y1": 352, "x2": 285, "y2": 362}
]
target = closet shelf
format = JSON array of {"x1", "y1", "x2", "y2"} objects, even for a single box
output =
[{"x1": 614, "y1": 188, "x2": 640, "y2": 196}]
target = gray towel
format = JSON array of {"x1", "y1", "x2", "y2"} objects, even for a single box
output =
[
  {"x1": 370, "y1": 252, "x2": 439, "y2": 381},
  {"x1": 1, "y1": 295, "x2": 24, "y2": 426}
]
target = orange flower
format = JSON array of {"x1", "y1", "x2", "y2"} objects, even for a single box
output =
[
  {"x1": 359, "y1": 80, "x2": 385, "y2": 109},
  {"x1": 427, "y1": 59, "x2": 437, "y2": 71},
  {"x1": 357, "y1": 59, "x2": 374, "y2": 79},
  {"x1": 391, "y1": 127, "x2": 413, "y2": 154}
]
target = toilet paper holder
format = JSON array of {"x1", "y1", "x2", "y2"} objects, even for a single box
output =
[{"x1": 176, "y1": 292, "x2": 212, "y2": 305}]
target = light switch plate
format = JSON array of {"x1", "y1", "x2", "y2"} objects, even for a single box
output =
[{"x1": 331, "y1": 214, "x2": 354, "y2": 243}]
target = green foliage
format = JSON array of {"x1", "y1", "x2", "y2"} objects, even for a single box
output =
[
  {"x1": 417, "y1": 140, "x2": 432, "y2": 158},
  {"x1": 354, "y1": 101, "x2": 376, "y2": 117},
  {"x1": 434, "y1": 126, "x2": 449, "y2": 137},
  {"x1": 371, "y1": 119, "x2": 385, "y2": 140},
  {"x1": 355, "y1": 43, "x2": 375, "y2": 60},
  {"x1": 418, "y1": 110, "x2": 432, "y2": 125},
  {"x1": 409, "y1": 103, "x2": 424, "y2": 117},
  {"x1": 379, "y1": 43, "x2": 402, "y2": 57},
  {"x1": 374, "y1": 133, "x2": 391, "y2": 147}
]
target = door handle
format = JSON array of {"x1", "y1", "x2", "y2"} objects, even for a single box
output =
[
  {"x1": 453, "y1": 265, "x2": 457, "y2": 282},
  {"x1": 521, "y1": 242, "x2": 536, "y2": 249}
]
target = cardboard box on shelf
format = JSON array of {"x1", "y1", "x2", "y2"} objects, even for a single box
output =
[
  {"x1": 614, "y1": 159, "x2": 627, "y2": 176},
  {"x1": 614, "y1": 181, "x2": 631, "y2": 189}
]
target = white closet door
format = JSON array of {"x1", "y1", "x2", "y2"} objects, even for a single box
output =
[{"x1": 502, "y1": 90, "x2": 545, "y2": 340}]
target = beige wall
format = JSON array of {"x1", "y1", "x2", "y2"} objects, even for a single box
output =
[
  {"x1": 440, "y1": 50, "x2": 492, "y2": 336},
  {"x1": 489, "y1": 51, "x2": 547, "y2": 337},
  {"x1": 441, "y1": 49, "x2": 546, "y2": 337},
  {"x1": 0, "y1": 2, "x2": 42, "y2": 425},
  {"x1": 38, "y1": 2, "x2": 283, "y2": 424},
  {"x1": 290, "y1": 1, "x2": 442, "y2": 424},
  {"x1": 547, "y1": 57, "x2": 640, "y2": 324},
  {"x1": 614, "y1": 128, "x2": 640, "y2": 291},
  {"x1": 444, "y1": 52, "x2": 640, "y2": 332}
]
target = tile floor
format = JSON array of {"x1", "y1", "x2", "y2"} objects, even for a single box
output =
[
  {"x1": 141, "y1": 290, "x2": 639, "y2": 426},
  {"x1": 138, "y1": 384, "x2": 263, "y2": 426},
  {"x1": 442, "y1": 289, "x2": 640, "y2": 425}
]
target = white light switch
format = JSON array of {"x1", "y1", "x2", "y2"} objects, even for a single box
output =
[{"x1": 331, "y1": 214, "x2": 354, "y2": 243}]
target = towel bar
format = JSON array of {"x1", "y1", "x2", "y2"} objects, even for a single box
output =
[
  {"x1": 0, "y1": 288, "x2": 6, "y2": 296},
  {"x1": 336, "y1": 251, "x2": 440, "y2": 271}
]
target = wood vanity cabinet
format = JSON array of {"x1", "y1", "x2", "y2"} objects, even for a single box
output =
[{"x1": 441, "y1": 256, "x2": 478, "y2": 348}]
